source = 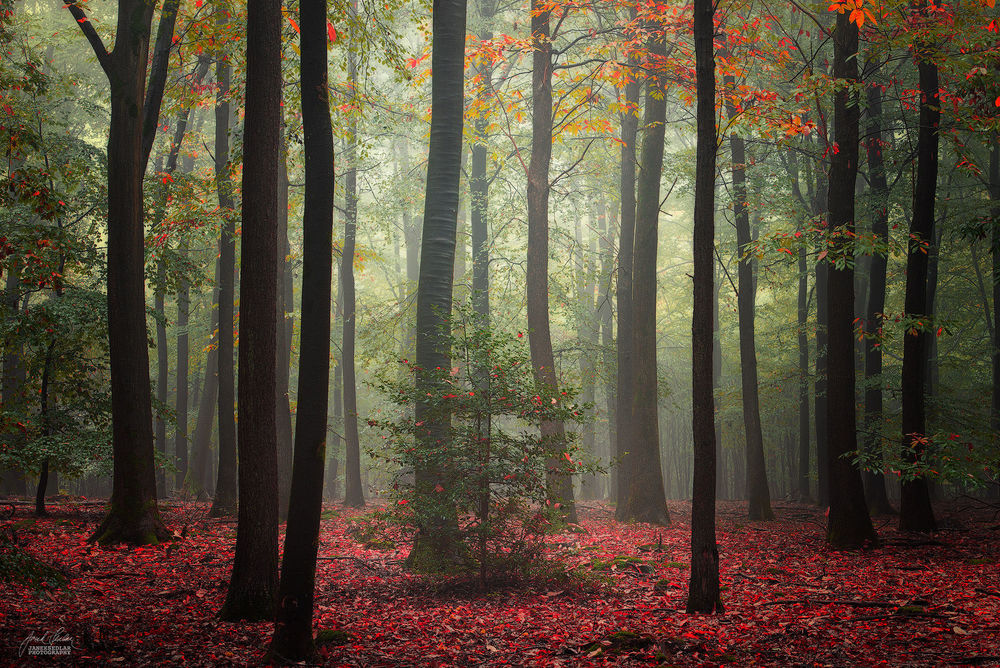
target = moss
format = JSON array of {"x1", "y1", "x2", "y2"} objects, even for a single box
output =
[
  {"x1": 0, "y1": 544, "x2": 68, "y2": 590},
  {"x1": 315, "y1": 629, "x2": 352, "y2": 646},
  {"x1": 653, "y1": 578, "x2": 672, "y2": 593},
  {"x1": 664, "y1": 561, "x2": 689, "y2": 569},
  {"x1": 966, "y1": 557, "x2": 992, "y2": 566},
  {"x1": 583, "y1": 630, "x2": 653, "y2": 655},
  {"x1": 896, "y1": 605, "x2": 926, "y2": 616}
]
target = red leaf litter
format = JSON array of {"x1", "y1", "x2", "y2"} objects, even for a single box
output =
[{"x1": 2, "y1": 500, "x2": 998, "y2": 666}]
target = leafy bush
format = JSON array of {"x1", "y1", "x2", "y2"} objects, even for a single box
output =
[{"x1": 367, "y1": 309, "x2": 592, "y2": 584}]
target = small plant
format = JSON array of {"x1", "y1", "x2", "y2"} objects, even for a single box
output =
[
  {"x1": 367, "y1": 307, "x2": 594, "y2": 585},
  {"x1": 0, "y1": 541, "x2": 68, "y2": 590}
]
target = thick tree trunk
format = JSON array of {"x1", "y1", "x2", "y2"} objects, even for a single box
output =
[
  {"x1": 220, "y1": 0, "x2": 281, "y2": 620},
  {"x1": 723, "y1": 62, "x2": 772, "y2": 521},
  {"x1": 621, "y1": 25, "x2": 669, "y2": 526},
  {"x1": 688, "y1": 0, "x2": 722, "y2": 613},
  {"x1": 409, "y1": 0, "x2": 467, "y2": 570},
  {"x1": 614, "y1": 11, "x2": 640, "y2": 519},
  {"x1": 527, "y1": 0, "x2": 575, "y2": 521},
  {"x1": 826, "y1": 12, "x2": 878, "y2": 549},
  {"x1": 899, "y1": 6, "x2": 938, "y2": 533},
  {"x1": 73, "y1": 0, "x2": 169, "y2": 545},
  {"x1": 270, "y1": 0, "x2": 335, "y2": 654}
]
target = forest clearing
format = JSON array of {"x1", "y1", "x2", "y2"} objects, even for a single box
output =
[{"x1": 2, "y1": 499, "x2": 999, "y2": 666}]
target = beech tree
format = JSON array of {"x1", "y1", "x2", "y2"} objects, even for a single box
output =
[
  {"x1": 687, "y1": 0, "x2": 722, "y2": 614},
  {"x1": 825, "y1": 8, "x2": 877, "y2": 549},
  {"x1": 219, "y1": 0, "x2": 281, "y2": 621},
  {"x1": 409, "y1": 0, "x2": 467, "y2": 570},
  {"x1": 270, "y1": 0, "x2": 335, "y2": 655},
  {"x1": 66, "y1": 0, "x2": 174, "y2": 545}
]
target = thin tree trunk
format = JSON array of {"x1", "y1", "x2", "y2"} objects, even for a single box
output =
[
  {"x1": 270, "y1": 0, "x2": 335, "y2": 653},
  {"x1": 862, "y1": 73, "x2": 893, "y2": 514},
  {"x1": 598, "y1": 203, "x2": 615, "y2": 501},
  {"x1": 155, "y1": 258, "x2": 168, "y2": 498},
  {"x1": 614, "y1": 10, "x2": 640, "y2": 520},
  {"x1": 342, "y1": 23, "x2": 365, "y2": 509},
  {"x1": 191, "y1": 254, "x2": 221, "y2": 499},
  {"x1": 211, "y1": 52, "x2": 238, "y2": 518},
  {"x1": 220, "y1": 0, "x2": 281, "y2": 620},
  {"x1": 723, "y1": 58, "x2": 772, "y2": 521},
  {"x1": 826, "y1": 11, "x2": 878, "y2": 549},
  {"x1": 687, "y1": 0, "x2": 722, "y2": 613},
  {"x1": 275, "y1": 134, "x2": 293, "y2": 521},
  {"x1": 621, "y1": 23, "x2": 669, "y2": 526},
  {"x1": 2, "y1": 264, "x2": 27, "y2": 496},
  {"x1": 990, "y1": 134, "x2": 999, "y2": 435},
  {"x1": 470, "y1": 0, "x2": 494, "y2": 322},
  {"x1": 899, "y1": 3, "x2": 938, "y2": 532},
  {"x1": 527, "y1": 0, "x2": 575, "y2": 522}
]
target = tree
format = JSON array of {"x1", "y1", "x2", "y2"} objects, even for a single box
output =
[
  {"x1": 219, "y1": 0, "x2": 281, "y2": 621},
  {"x1": 269, "y1": 0, "x2": 335, "y2": 655},
  {"x1": 687, "y1": 0, "x2": 722, "y2": 614},
  {"x1": 861, "y1": 61, "x2": 894, "y2": 515},
  {"x1": 409, "y1": 0, "x2": 467, "y2": 570},
  {"x1": 527, "y1": 0, "x2": 575, "y2": 522},
  {"x1": 619, "y1": 22, "x2": 669, "y2": 526},
  {"x1": 825, "y1": 8, "x2": 877, "y2": 549},
  {"x1": 66, "y1": 0, "x2": 172, "y2": 545},
  {"x1": 342, "y1": 10, "x2": 365, "y2": 509},
  {"x1": 210, "y1": 27, "x2": 238, "y2": 518},
  {"x1": 469, "y1": 0, "x2": 496, "y2": 323},
  {"x1": 614, "y1": 9, "x2": 640, "y2": 514},
  {"x1": 722, "y1": 36, "x2": 773, "y2": 521},
  {"x1": 898, "y1": 0, "x2": 939, "y2": 533}
]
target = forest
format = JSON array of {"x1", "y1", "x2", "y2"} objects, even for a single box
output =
[{"x1": 1, "y1": 0, "x2": 999, "y2": 663}]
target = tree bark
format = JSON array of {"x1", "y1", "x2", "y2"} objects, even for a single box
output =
[
  {"x1": 220, "y1": 0, "x2": 281, "y2": 620},
  {"x1": 723, "y1": 57, "x2": 772, "y2": 521},
  {"x1": 614, "y1": 10, "x2": 640, "y2": 519},
  {"x1": 275, "y1": 134, "x2": 293, "y2": 521},
  {"x1": 826, "y1": 11, "x2": 878, "y2": 549},
  {"x1": 155, "y1": 258, "x2": 168, "y2": 498},
  {"x1": 620, "y1": 24, "x2": 669, "y2": 526},
  {"x1": 862, "y1": 73, "x2": 893, "y2": 514},
  {"x1": 899, "y1": 3, "x2": 938, "y2": 532},
  {"x1": 68, "y1": 0, "x2": 170, "y2": 545},
  {"x1": 527, "y1": 0, "x2": 575, "y2": 521},
  {"x1": 687, "y1": 0, "x2": 722, "y2": 614},
  {"x1": 270, "y1": 0, "x2": 335, "y2": 654},
  {"x1": 342, "y1": 19, "x2": 365, "y2": 509},
  {"x1": 470, "y1": 0, "x2": 495, "y2": 323},
  {"x1": 409, "y1": 0, "x2": 467, "y2": 569},
  {"x1": 190, "y1": 255, "x2": 221, "y2": 499}
]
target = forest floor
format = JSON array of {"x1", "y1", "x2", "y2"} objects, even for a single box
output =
[{"x1": 1, "y1": 497, "x2": 998, "y2": 667}]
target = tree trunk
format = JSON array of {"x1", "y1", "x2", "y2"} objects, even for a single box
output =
[
  {"x1": 598, "y1": 203, "x2": 615, "y2": 501},
  {"x1": 797, "y1": 218, "x2": 810, "y2": 501},
  {"x1": 687, "y1": 0, "x2": 722, "y2": 614},
  {"x1": 723, "y1": 59, "x2": 772, "y2": 521},
  {"x1": 861, "y1": 74, "x2": 893, "y2": 514},
  {"x1": 270, "y1": 0, "x2": 335, "y2": 654},
  {"x1": 2, "y1": 264, "x2": 27, "y2": 497},
  {"x1": 211, "y1": 52, "x2": 238, "y2": 518},
  {"x1": 409, "y1": 0, "x2": 467, "y2": 570},
  {"x1": 155, "y1": 258, "x2": 168, "y2": 498},
  {"x1": 275, "y1": 134, "x2": 293, "y2": 521},
  {"x1": 576, "y1": 216, "x2": 599, "y2": 500},
  {"x1": 70, "y1": 0, "x2": 170, "y2": 545},
  {"x1": 527, "y1": 0, "x2": 575, "y2": 522},
  {"x1": 220, "y1": 0, "x2": 281, "y2": 620},
  {"x1": 899, "y1": 4, "x2": 938, "y2": 533},
  {"x1": 470, "y1": 0, "x2": 494, "y2": 323},
  {"x1": 714, "y1": 260, "x2": 726, "y2": 499},
  {"x1": 826, "y1": 11, "x2": 878, "y2": 549},
  {"x1": 614, "y1": 10, "x2": 640, "y2": 519},
  {"x1": 621, "y1": 24, "x2": 669, "y2": 526},
  {"x1": 190, "y1": 255, "x2": 221, "y2": 499},
  {"x1": 990, "y1": 134, "x2": 999, "y2": 435},
  {"x1": 342, "y1": 24, "x2": 365, "y2": 509}
]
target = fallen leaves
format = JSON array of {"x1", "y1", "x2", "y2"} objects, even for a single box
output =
[{"x1": 0, "y1": 499, "x2": 998, "y2": 666}]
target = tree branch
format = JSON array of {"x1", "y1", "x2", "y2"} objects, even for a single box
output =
[{"x1": 65, "y1": 1, "x2": 111, "y2": 74}]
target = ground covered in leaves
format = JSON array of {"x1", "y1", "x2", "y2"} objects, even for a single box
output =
[{"x1": 1, "y1": 498, "x2": 998, "y2": 666}]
